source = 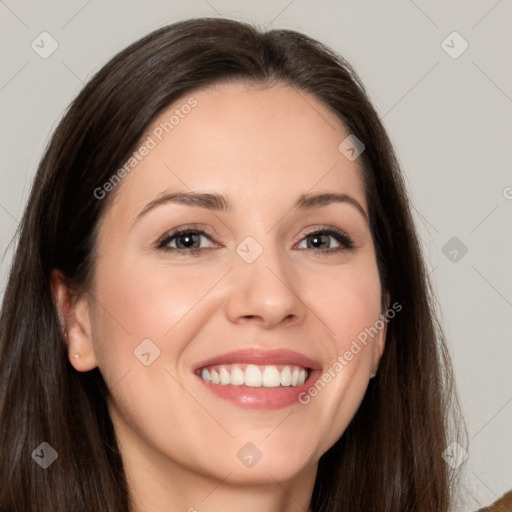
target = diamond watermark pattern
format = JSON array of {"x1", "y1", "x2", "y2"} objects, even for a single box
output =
[
  {"x1": 442, "y1": 441, "x2": 468, "y2": 469},
  {"x1": 338, "y1": 134, "x2": 365, "y2": 161},
  {"x1": 32, "y1": 442, "x2": 58, "y2": 469},
  {"x1": 236, "y1": 442, "x2": 262, "y2": 468},
  {"x1": 134, "y1": 338, "x2": 161, "y2": 366},
  {"x1": 442, "y1": 236, "x2": 468, "y2": 263},
  {"x1": 236, "y1": 236, "x2": 263, "y2": 264},
  {"x1": 31, "y1": 32, "x2": 59, "y2": 59},
  {"x1": 441, "y1": 31, "x2": 469, "y2": 59}
]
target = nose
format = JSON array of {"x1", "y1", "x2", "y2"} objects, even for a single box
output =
[{"x1": 224, "y1": 245, "x2": 307, "y2": 329}]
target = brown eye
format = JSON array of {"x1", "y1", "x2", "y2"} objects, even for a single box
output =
[
  {"x1": 174, "y1": 232, "x2": 201, "y2": 249},
  {"x1": 157, "y1": 229, "x2": 216, "y2": 252},
  {"x1": 296, "y1": 228, "x2": 354, "y2": 252},
  {"x1": 305, "y1": 233, "x2": 332, "y2": 249}
]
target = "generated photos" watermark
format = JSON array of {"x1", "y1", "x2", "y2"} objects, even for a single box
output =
[
  {"x1": 93, "y1": 97, "x2": 198, "y2": 200},
  {"x1": 298, "y1": 301, "x2": 402, "y2": 405}
]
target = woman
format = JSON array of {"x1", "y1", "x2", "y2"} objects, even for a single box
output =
[{"x1": 0, "y1": 17, "x2": 465, "y2": 511}]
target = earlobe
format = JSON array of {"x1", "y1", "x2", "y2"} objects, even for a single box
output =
[
  {"x1": 371, "y1": 296, "x2": 391, "y2": 378},
  {"x1": 374, "y1": 322, "x2": 387, "y2": 369},
  {"x1": 50, "y1": 270, "x2": 98, "y2": 372},
  {"x1": 370, "y1": 328, "x2": 386, "y2": 379}
]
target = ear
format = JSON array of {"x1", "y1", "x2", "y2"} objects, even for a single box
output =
[
  {"x1": 51, "y1": 270, "x2": 98, "y2": 372},
  {"x1": 371, "y1": 291, "x2": 391, "y2": 378},
  {"x1": 371, "y1": 322, "x2": 387, "y2": 378}
]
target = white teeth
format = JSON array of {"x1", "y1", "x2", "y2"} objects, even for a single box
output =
[
  {"x1": 262, "y1": 366, "x2": 281, "y2": 387},
  {"x1": 219, "y1": 367, "x2": 230, "y2": 385},
  {"x1": 245, "y1": 365, "x2": 262, "y2": 387},
  {"x1": 199, "y1": 364, "x2": 310, "y2": 388},
  {"x1": 230, "y1": 366, "x2": 245, "y2": 386},
  {"x1": 280, "y1": 366, "x2": 291, "y2": 386}
]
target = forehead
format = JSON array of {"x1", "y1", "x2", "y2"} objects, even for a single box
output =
[{"x1": 104, "y1": 82, "x2": 367, "y2": 221}]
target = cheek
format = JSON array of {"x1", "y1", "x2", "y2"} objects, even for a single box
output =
[
  {"x1": 87, "y1": 255, "x2": 265, "y2": 481},
  {"x1": 305, "y1": 256, "x2": 383, "y2": 345},
  {"x1": 295, "y1": 257, "x2": 382, "y2": 448},
  {"x1": 88, "y1": 254, "x2": 227, "y2": 378}
]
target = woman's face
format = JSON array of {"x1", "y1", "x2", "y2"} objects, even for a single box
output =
[{"x1": 72, "y1": 83, "x2": 386, "y2": 486}]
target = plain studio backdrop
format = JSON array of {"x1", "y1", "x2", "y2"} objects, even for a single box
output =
[{"x1": 0, "y1": 1, "x2": 510, "y2": 510}]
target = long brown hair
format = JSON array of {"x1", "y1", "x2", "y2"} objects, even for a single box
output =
[{"x1": 0, "y1": 17, "x2": 465, "y2": 511}]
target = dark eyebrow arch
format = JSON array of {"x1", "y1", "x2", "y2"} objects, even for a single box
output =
[
  {"x1": 134, "y1": 190, "x2": 368, "y2": 225},
  {"x1": 295, "y1": 193, "x2": 368, "y2": 223},
  {"x1": 135, "y1": 191, "x2": 230, "y2": 223}
]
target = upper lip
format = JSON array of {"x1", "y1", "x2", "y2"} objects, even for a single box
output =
[{"x1": 193, "y1": 348, "x2": 322, "y2": 371}]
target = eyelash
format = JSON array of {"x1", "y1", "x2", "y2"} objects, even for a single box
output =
[
  {"x1": 155, "y1": 225, "x2": 355, "y2": 256},
  {"x1": 155, "y1": 226, "x2": 217, "y2": 256},
  {"x1": 299, "y1": 227, "x2": 355, "y2": 252}
]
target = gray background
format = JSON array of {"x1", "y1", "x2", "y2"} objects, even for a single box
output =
[{"x1": 1, "y1": 1, "x2": 510, "y2": 510}]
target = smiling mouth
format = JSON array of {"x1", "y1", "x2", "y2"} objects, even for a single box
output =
[{"x1": 196, "y1": 364, "x2": 310, "y2": 388}]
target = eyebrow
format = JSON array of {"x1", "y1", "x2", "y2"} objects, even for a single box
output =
[
  {"x1": 134, "y1": 190, "x2": 368, "y2": 224},
  {"x1": 295, "y1": 192, "x2": 368, "y2": 222}
]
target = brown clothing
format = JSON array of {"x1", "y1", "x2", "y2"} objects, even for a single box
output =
[{"x1": 477, "y1": 490, "x2": 512, "y2": 511}]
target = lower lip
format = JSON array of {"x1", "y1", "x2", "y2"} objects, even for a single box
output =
[{"x1": 196, "y1": 370, "x2": 322, "y2": 410}]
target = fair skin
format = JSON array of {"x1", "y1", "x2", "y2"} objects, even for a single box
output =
[{"x1": 53, "y1": 82, "x2": 387, "y2": 512}]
